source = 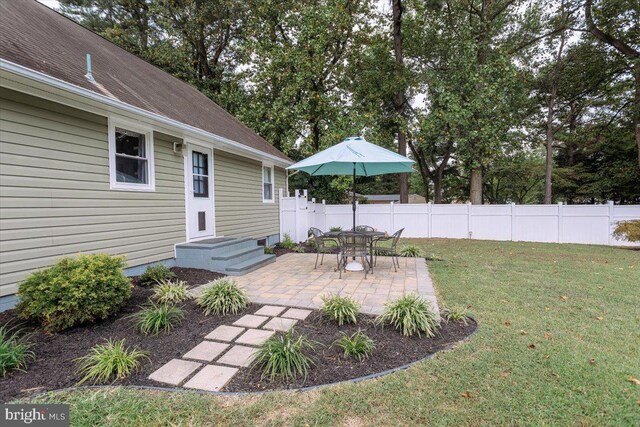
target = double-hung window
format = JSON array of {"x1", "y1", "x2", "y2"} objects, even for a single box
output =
[
  {"x1": 108, "y1": 119, "x2": 155, "y2": 191},
  {"x1": 262, "y1": 164, "x2": 274, "y2": 202}
]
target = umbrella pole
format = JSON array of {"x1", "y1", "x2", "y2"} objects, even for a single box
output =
[{"x1": 352, "y1": 162, "x2": 356, "y2": 232}]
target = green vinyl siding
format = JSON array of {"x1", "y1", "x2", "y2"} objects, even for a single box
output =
[
  {"x1": 0, "y1": 88, "x2": 186, "y2": 297},
  {"x1": 214, "y1": 150, "x2": 285, "y2": 239}
]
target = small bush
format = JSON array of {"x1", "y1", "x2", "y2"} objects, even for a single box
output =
[
  {"x1": 399, "y1": 245, "x2": 424, "y2": 257},
  {"x1": 442, "y1": 306, "x2": 469, "y2": 325},
  {"x1": 75, "y1": 339, "x2": 148, "y2": 384},
  {"x1": 264, "y1": 246, "x2": 275, "y2": 254},
  {"x1": 131, "y1": 302, "x2": 185, "y2": 335},
  {"x1": 280, "y1": 233, "x2": 296, "y2": 249},
  {"x1": 138, "y1": 264, "x2": 176, "y2": 286},
  {"x1": 197, "y1": 278, "x2": 249, "y2": 315},
  {"x1": 334, "y1": 330, "x2": 375, "y2": 361},
  {"x1": 376, "y1": 294, "x2": 440, "y2": 337},
  {"x1": 613, "y1": 220, "x2": 640, "y2": 242},
  {"x1": 321, "y1": 294, "x2": 360, "y2": 325},
  {"x1": 292, "y1": 245, "x2": 305, "y2": 253},
  {"x1": 251, "y1": 329, "x2": 316, "y2": 381},
  {"x1": 0, "y1": 325, "x2": 34, "y2": 377},
  {"x1": 153, "y1": 280, "x2": 191, "y2": 305},
  {"x1": 329, "y1": 226, "x2": 343, "y2": 232},
  {"x1": 16, "y1": 254, "x2": 132, "y2": 333}
]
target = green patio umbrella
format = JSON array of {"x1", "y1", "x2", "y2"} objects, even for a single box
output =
[{"x1": 286, "y1": 136, "x2": 415, "y2": 231}]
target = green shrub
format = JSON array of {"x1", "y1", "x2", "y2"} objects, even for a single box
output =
[
  {"x1": 16, "y1": 254, "x2": 132, "y2": 333},
  {"x1": 613, "y1": 220, "x2": 640, "y2": 242},
  {"x1": 0, "y1": 325, "x2": 34, "y2": 377},
  {"x1": 442, "y1": 306, "x2": 469, "y2": 325},
  {"x1": 75, "y1": 339, "x2": 148, "y2": 384},
  {"x1": 264, "y1": 246, "x2": 275, "y2": 254},
  {"x1": 292, "y1": 245, "x2": 305, "y2": 253},
  {"x1": 320, "y1": 294, "x2": 360, "y2": 325},
  {"x1": 153, "y1": 280, "x2": 191, "y2": 305},
  {"x1": 399, "y1": 245, "x2": 424, "y2": 257},
  {"x1": 334, "y1": 330, "x2": 375, "y2": 361},
  {"x1": 376, "y1": 294, "x2": 440, "y2": 337},
  {"x1": 251, "y1": 329, "x2": 316, "y2": 381},
  {"x1": 329, "y1": 226, "x2": 343, "y2": 232},
  {"x1": 131, "y1": 302, "x2": 185, "y2": 335},
  {"x1": 137, "y1": 264, "x2": 176, "y2": 286},
  {"x1": 197, "y1": 278, "x2": 249, "y2": 315},
  {"x1": 280, "y1": 233, "x2": 296, "y2": 249}
]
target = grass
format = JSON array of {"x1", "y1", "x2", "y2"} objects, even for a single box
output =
[
  {"x1": 197, "y1": 278, "x2": 249, "y2": 315},
  {"x1": 376, "y1": 294, "x2": 440, "y2": 337},
  {"x1": 320, "y1": 294, "x2": 360, "y2": 325},
  {"x1": 131, "y1": 302, "x2": 185, "y2": 336},
  {"x1": 250, "y1": 329, "x2": 316, "y2": 381},
  {"x1": 27, "y1": 239, "x2": 640, "y2": 425},
  {"x1": 0, "y1": 325, "x2": 34, "y2": 377},
  {"x1": 152, "y1": 280, "x2": 191, "y2": 305},
  {"x1": 334, "y1": 330, "x2": 375, "y2": 361},
  {"x1": 75, "y1": 339, "x2": 148, "y2": 384}
]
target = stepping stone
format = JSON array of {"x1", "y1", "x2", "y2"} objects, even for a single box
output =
[
  {"x1": 282, "y1": 308, "x2": 312, "y2": 320},
  {"x1": 183, "y1": 341, "x2": 229, "y2": 362},
  {"x1": 236, "y1": 328, "x2": 275, "y2": 346},
  {"x1": 255, "y1": 305, "x2": 287, "y2": 316},
  {"x1": 217, "y1": 345, "x2": 258, "y2": 367},
  {"x1": 233, "y1": 314, "x2": 269, "y2": 328},
  {"x1": 183, "y1": 365, "x2": 238, "y2": 392},
  {"x1": 205, "y1": 325, "x2": 245, "y2": 342},
  {"x1": 148, "y1": 359, "x2": 202, "y2": 386},
  {"x1": 262, "y1": 317, "x2": 298, "y2": 332}
]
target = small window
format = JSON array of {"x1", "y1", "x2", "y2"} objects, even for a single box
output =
[
  {"x1": 109, "y1": 120, "x2": 155, "y2": 191},
  {"x1": 263, "y1": 164, "x2": 274, "y2": 202},
  {"x1": 192, "y1": 151, "x2": 209, "y2": 198}
]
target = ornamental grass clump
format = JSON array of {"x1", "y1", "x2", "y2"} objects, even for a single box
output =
[
  {"x1": 399, "y1": 244, "x2": 424, "y2": 257},
  {"x1": 75, "y1": 339, "x2": 148, "y2": 384},
  {"x1": 250, "y1": 329, "x2": 316, "y2": 381},
  {"x1": 131, "y1": 302, "x2": 185, "y2": 336},
  {"x1": 153, "y1": 280, "x2": 191, "y2": 305},
  {"x1": 280, "y1": 233, "x2": 296, "y2": 249},
  {"x1": 197, "y1": 278, "x2": 249, "y2": 315},
  {"x1": 320, "y1": 294, "x2": 360, "y2": 325},
  {"x1": 0, "y1": 325, "x2": 34, "y2": 377},
  {"x1": 138, "y1": 264, "x2": 176, "y2": 286},
  {"x1": 376, "y1": 294, "x2": 440, "y2": 337},
  {"x1": 442, "y1": 305, "x2": 469, "y2": 325},
  {"x1": 334, "y1": 330, "x2": 375, "y2": 362}
]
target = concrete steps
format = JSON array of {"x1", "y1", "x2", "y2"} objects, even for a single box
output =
[{"x1": 175, "y1": 237, "x2": 275, "y2": 275}]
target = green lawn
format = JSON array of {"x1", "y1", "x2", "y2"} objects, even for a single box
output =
[{"x1": 29, "y1": 239, "x2": 639, "y2": 426}]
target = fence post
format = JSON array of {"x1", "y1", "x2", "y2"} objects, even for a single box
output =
[
  {"x1": 511, "y1": 203, "x2": 516, "y2": 242},
  {"x1": 322, "y1": 199, "x2": 326, "y2": 231},
  {"x1": 557, "y1": 202, "x2": 563, "y2": 243},
  {"x1": 608, "y1": 200, "x2": 614, "y2": 245},
  {"x1": 390, "y1": 201, "x2": 395, "y2": 233},
  {"x1": 427, "y1": 202, "x2": 432, "y2": 238},
  {"x1": 467, "y1": 202, "x2": 472, "y2": 239}
]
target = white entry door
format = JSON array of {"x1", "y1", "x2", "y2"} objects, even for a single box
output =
[{"x1": 187, "y1": 146, "x2": 215, "y2": 240}]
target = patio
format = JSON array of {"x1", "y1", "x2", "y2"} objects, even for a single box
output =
[{"x1": 191, "y1": 253, "x2": 439, "y2": 315}]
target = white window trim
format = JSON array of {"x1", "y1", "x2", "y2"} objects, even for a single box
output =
[
  {"x1": 262, "y1": 163, "x2": 275, "y2": 203},
  {"x1": 108, "y1": 117, "x2": 156, "y2": 192}
]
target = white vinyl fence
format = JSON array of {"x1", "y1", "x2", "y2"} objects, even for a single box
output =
[{"x1": 279, "y1": 189, "x2": 640, "y2": 246}]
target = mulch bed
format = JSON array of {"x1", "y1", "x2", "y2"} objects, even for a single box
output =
[
  {"x1": 273, "y1": 243, "x2": 333, "y2": 257},
  {"x1": 130, "y1": 267, "x2": 225, "y2": 287},
  {"x1": 225, "y1": 312, "x2": 476, "y2": 392}
]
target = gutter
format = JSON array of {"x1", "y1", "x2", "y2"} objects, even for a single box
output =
[{"x1": 0, "y1": 59, "x2": 292, "y2": 168}]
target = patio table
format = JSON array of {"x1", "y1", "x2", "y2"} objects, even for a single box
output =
[{"x1": 324, "y1": 230, "x2": 386, "y2": 273}]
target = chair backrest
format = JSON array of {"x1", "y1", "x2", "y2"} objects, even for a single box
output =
[
  {"x1": 391, "y1": 228, "x2": 405, "y2": 247},
  {"x1": 308, "y1": 227, "x2": 324, "y2": 238},
  {"x1": 338, "y1": 231, "x2": 368, "y2": 257},
  {"x1": 354, "y1": 225, "x2": 374, "y2": 232}
]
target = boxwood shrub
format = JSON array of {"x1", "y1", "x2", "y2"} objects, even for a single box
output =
[{"x1": 16, "y1": 254, "x2": 132, "y2": 333}]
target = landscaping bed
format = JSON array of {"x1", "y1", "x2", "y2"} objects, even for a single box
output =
[{"x1": 272, "y1": 242, "x2": 319, "y2": 257}]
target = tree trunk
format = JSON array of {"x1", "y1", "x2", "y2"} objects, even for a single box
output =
[
  {"x1": 567, "y1": 101, "x2": 576, "y2": 167},
  {"x1": 433, "y1": 169, "x2": 444, "y2": 204},
  {"x1": 469, "y1": 168, "x2": 483, "y2": 204},
  {"x1": 544, "y1": 26, "x2": 565, "y2": 204},
  {"x1": 634, "y1": 62, "x2": 640, "y2": 166},
  {"x1": 392, "y1": 0, "x2": 408, "y2": 203}
]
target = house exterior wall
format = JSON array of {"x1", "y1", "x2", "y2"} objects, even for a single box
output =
[
  {"x1": 214, "y1": 149, "x2": 285, "y2": 241},
  {"x1": 0, "y1": 88, "x2": 186, "y2": 299}
]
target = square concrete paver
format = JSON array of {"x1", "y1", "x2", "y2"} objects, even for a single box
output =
[
  {"x1": 183, "y1": 365, "x2": 238, "y2": 392},
  {"x1": 236, "y1": 328, "x2": 275, "y2": 346},
  {"x1": 217, "y1": 345, "x2": 258, "y2": 367},
  {"x1": 205, "y1": 325, "x2": 245, "y2": 342},
  {"x1": 262, "y1": 317, "x2": 298, "y2": 331},
  {"x1": 233, "y1": 314, "x2": 269, "y2": 328},
  {"x1": 254, "y1": 305, "x2": 286, "y2": 316},
  {"x1": 148, "y1": 359, "x2": 202, "y2": 386},
  {"x1": 282, "y1": 308, "x2": 312, "y2": 320},
  {"x1": 183, "y1": 341, "x2": 229, "y2": 362}
]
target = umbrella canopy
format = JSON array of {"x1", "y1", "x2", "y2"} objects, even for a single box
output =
[
  {"x1": 286, "y1": 136, "x2": 414, "y2": 176},
  {"x1": 287, "y1": 136, "x2": 415, "y2": 232}
]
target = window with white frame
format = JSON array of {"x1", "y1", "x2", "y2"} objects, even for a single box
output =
[
  {"x1": 109, "y1": 120, "x2": 155, "y2": 191},
  {"x1": 262, "y1": 164, "x2": 274, "y2": 202}
]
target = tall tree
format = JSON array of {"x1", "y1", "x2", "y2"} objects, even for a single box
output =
[{"x1": 392, "y1": 0, "x2": 409, "y2": 203}]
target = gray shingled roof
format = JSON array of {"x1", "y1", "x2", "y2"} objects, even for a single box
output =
[{"x1": 0, "y1": 1, "x2": 290, "y2": 162}]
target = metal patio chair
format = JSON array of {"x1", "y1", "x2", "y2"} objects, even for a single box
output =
[
  {"x1": 354, "y1": 225, "x2": 375, "y2": 232},
  {"x1": 337, "y1": 231, "x2": 370, "y2": 279},
  {"x1": 372, "y1": 228, "x2": 404, "y2": 272},
  {"x1": 308, "y1": 227, "x2": 338, "y2": 269}
]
